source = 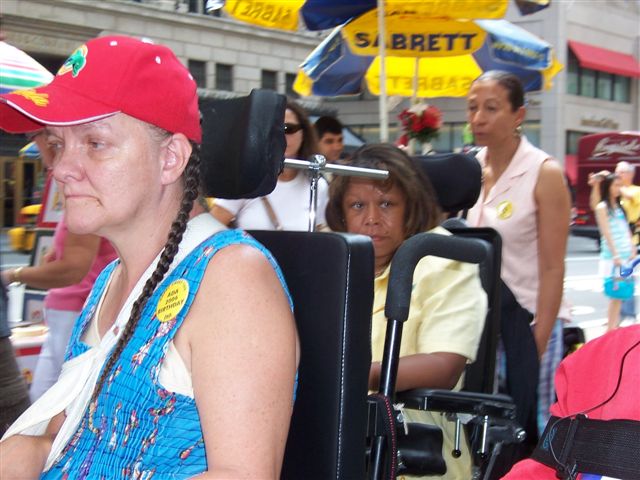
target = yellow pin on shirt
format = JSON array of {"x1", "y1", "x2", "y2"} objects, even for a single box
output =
[
  {"x1": 497, "y1": 200, "x2": 513, "y2": 220},
  {"x1": 156, "y1": 279, "x2": 189, "y2": 322}
]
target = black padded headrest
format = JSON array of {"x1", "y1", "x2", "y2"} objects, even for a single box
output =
[
  {"x1": 412, "y1": 152, "x2": 482, "y2": 213},
  {"x1": 199, "y1": 89, "x2": 286, "y2": 199}
]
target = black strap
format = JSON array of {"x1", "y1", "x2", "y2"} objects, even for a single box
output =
[{"x1": 532, "y1": 415, "x2": 640, "y2": 479}]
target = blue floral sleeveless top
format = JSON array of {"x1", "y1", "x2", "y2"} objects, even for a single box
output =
[{"x1": 42, "y1": 230, "x2": 292, "y2": 479}]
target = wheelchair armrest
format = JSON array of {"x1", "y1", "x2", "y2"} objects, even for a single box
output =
[{"x1": 396, "y1": 389, "x2": 517, "y2": 421}]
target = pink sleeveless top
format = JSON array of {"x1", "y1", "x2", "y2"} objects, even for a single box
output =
[
  {"x1": 467, "y1": 137, "x2": 569, "y2": 319},
  {"x1": 44, "y1": 219, "x2": 117, "y2": 312}
]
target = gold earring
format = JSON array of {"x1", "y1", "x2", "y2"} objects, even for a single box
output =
[{"x1": 514, "y1": 125, "x2": 523, "y2": 137}]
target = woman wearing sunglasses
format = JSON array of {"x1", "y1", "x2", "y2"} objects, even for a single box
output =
[{"x1": 211, "y1": 99, "x2": 329, "y2": 231}]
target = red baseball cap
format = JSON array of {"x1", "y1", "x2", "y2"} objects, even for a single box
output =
[{"x1": 0, "y1": 35, "x2": 201, "y2": 143}]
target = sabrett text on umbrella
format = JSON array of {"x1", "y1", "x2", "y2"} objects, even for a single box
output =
[
  {"x1": 354, "y1": 32, "x2": 478, "y2": 53},
  {"x1": 384, "y1": 75, "x2": 476, "y2": 92},
  {"x1": 227, "y1": 1, "x2": 294, "y2": 24}
]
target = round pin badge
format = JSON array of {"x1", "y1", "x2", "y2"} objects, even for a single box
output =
[
  {"x1": 156, "y1": 279, "x2": 189, "y2": 322},
  {"x1": 497, "y1": 200, "x2": 513, "y2": 220}
]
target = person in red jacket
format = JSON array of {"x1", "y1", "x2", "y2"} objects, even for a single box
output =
[{"x1": 502, "y1": 324, "x2": 640, "y2": 479}]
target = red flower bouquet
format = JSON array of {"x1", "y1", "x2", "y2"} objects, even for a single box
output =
[{"x1": 398, "y1": 104, "x2": 442, "y2": 144}]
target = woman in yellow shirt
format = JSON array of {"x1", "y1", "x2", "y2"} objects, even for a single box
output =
[{"x1": 326, "y1": 144, "x2": 487, "y2": 479}]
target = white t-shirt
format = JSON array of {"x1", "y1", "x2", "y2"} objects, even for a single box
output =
[{"x1": 215, "y1": 171, "x2": 329, "y2": 231}]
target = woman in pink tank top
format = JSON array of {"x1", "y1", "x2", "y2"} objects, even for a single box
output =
[{"x1": 465, "y1": 71, "x2": 572, "y2": 465}]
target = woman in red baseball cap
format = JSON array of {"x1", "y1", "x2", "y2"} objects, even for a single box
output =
[{"x1": 0, "y1": 35, "x2": 299, "y2": 479}]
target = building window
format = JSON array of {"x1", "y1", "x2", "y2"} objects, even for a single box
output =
[
  {"x1": 189, "y1": 0, "x2": 221, "y2": 14},
  {"x1": 261, "y1": 70, "x2": 278, "y2": 91},
  {"x1": 596, "y1": 72, "x2": 612, "y2": 100},
  {"x1": 567, "y1": 54, "x2": 579, "y2": 95},
  {"x1": 567, "y1": 49, "x2": 632, "y2": 103},
  {"x1": 613, "y1": 76, "x2": 630, "y2": 103},
  {"x1": 188, "y1": 60, "x2": 206, "y2": 88},
  {"x1": 580, "y1": 68, "x2": 596, "y2": 97},
  {"x1": 521, "y1": 121, "x2": 541, "y2": 147},
  {"x1": 566, "y1": 130, "x2": 587, "y2": 155},
  {"x1": 215, "y1": 63, "x2": 233, "y2": 91},
  {"x1": 285, "y1": 73, "x2": 299, "y2": 98}
]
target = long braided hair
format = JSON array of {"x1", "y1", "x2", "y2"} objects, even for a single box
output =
[{"x1": 90, "y1": 130, "x2": 202, "y2": 404}]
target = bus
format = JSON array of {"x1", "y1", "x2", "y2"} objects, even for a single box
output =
[{"x1": 569, "y1": 131, "x2": 640, "y2": 241}]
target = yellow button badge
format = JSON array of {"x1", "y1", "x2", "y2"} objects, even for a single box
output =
[
  {"x1": 497, "y1": 200, "x2": 513, "y2": 220},
  {"x1": 156, "y1": 279, "x2": 190, "y2": 322}
]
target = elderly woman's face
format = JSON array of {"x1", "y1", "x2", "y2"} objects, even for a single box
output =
[
  {"x1": 284, "y1": 108, "x2": 303, "y2": 159},
  {"x1": 47, "y1": 113, "x2": 167, "y2": 236},
  {"x1": 342, "y1": 178, "x2": 407, "y2": 272}
]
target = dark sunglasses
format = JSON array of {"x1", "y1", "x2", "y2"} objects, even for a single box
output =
[{"x1": 284, "y1": 123, "x2": 303, "y2": 135}]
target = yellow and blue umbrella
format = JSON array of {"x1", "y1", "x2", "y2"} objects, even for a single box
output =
[
  {"x1": 514, "y1": 0, "x2": 551, "y2": 15},
  {"x1": 0, "y1": 41, "x2": 53, "y2": 94},
  {"x1": 19, "y1": 141, "x2": 40, "y2": 159},
  {"x1": 212, "y1": 0, "x2": 553, "y2": 140},
  {"x1": 295, "y1": 18, "x2": 562, "y2": 98},
  {"x1": 216, "y1": 0, "x2": 515, "y2": 32}
]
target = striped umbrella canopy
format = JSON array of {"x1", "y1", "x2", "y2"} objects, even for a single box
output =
[
  {"x1": 211, "y1": 0, "x2": 552, "y2": 141},
  {"x1": 216, "y1": 0, "x2": 549, "y2": 31},
  {"x1": 19, "y1": 141, "x2": 41, "y2": 158},
  {"x1": 294, "y1": 18, "x2": 562, "y2": 98},
  {"x1": 0, "y1": 41, "x2": 54, "y2": 94}
]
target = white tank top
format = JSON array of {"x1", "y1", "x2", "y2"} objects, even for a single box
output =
[{"x1": 84, "y1": 291, "x2": 193, "y2": 396}]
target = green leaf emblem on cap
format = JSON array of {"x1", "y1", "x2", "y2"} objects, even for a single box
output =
[{"x1": 57, "y1": 44, "x2": 88, "y2": 77}]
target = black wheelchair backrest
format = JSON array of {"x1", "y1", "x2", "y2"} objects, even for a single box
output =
[
  {"x1": 248, "y1": 230, "x2": 374, "y2": 480},
  {"x1": 443, "y1": 226, "x2": 502, "y2": 394}
]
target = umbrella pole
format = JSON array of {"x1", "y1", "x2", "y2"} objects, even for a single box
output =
[
  {"x1": 412, "y1": 57, "x2": 419, "y2": 104},
  {"x1": 377, "y1": 0, "x2": 388, "y2": 142}
]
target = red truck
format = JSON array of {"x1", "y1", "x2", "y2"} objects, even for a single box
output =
[{"x1": 568, "y1": 131, "x2": 640, "y2": 241}]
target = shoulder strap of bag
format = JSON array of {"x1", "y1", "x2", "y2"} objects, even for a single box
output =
[
  {"x1": 261, "y1": 197, "x2": 283, "y2": 231},
  {"x1": 532, "y1": 414, "x2": 640, "y2": 479}
]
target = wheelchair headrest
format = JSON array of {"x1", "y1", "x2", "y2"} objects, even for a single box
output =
[
  {"x1": 412, "y1": 152, "x2": 482, "y2": 213},
  {"x1": 200, "y1": 89, "x2": 286, "y2": 199}
]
